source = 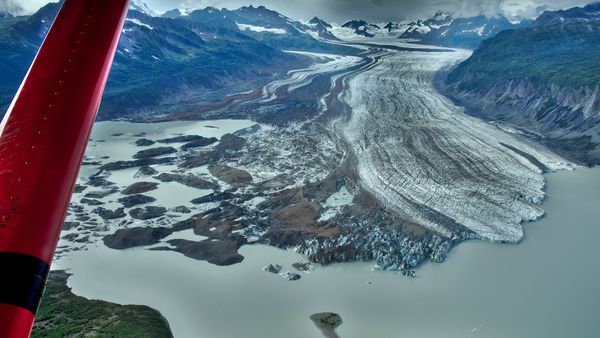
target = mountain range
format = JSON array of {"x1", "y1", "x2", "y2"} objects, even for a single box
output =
[
  {"x1": 399, "y1": 13, "x2": 532, "y2": 48},
  {"x1": 2, "y1": 0, "x2": 598, "y2": 136},
  {"x1": 331, "y1": 12, "x2": 531, "y2": 48},
  {"x1": 176, "y1": 5, "x2": 353, "y2": 52},
  {"x1": 0, "y1": 3, "x2": 354, "y2": 119}
]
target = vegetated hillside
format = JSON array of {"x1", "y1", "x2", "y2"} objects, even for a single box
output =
[
  {"x1": 104, "y1": 9, "x2": 302, "y2": 119},
  {"x1": 444, "y1": 3, "x2": 600, "y2": 164},
  {"x1": 0, "y1": 3, "x2": 305, "y2": 119},
  {"x1": 32, "y1": 271, "x2": 173, "y2": 338}
]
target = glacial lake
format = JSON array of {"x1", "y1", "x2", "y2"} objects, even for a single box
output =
[{"x1": 54, "y1": 164, "x2": 600, "y2": 338}]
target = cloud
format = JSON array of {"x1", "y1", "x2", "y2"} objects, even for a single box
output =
[
  {"x1": 0, "y1": 0, "x2": 61, "y2": 15},
  {"x1": 311, "y1": 0, "x2": 591, "y2": 21},
  {"x1": 0, "y1": 0, "x2": 24, "y2": 14}
]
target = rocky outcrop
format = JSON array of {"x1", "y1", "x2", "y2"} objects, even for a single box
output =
[
  {"x1": 122, "y1": 182, "x2": 159, "y2": 195},
  {"x1": 215, "y1": 133, "x2": 246, "y2": 153},
  {"x1": 263, "y1": 264, "x2": 282, "y2": 274},
  {"x1": 292, "y1": 261, "x2": 315, "y2": 272},
  {"x1": 310, "y1": 312, "x2": 343, "y2": 338},
  {"x1": 154, "y1": 173, "x2": 217, "y2": 189},
  {"x1": 171, "y1": 205, "x2": 191, "y2": 214},
  {"x1": 129, "y1": 206, "x2": 167, "y2": 220},
  {"x1": 87, "y1": 177, "x2": 115, "y2": 187},
  {"x1": 190, "y1": 191, "x2": 237, "y2": 204},
  {"x1": 83, "y1": 189, "x2": 118, "y2": 199},
  {"x1": 135, "y1": 166, "x2": 158, "y2": 177},
  {"x1": 118, "y1": 194, "x2": 157, "y2": 208},
  {"x1": 178, "y1": 153, "x2": 215, "y2": 169},
  {"x1": 62, "y1": 222, "x2": 80, "y2": 231},
  {"x1": 171, "y1": 213, "x2": 247, "y2": 240},
  {"x1": 103, "y1": 227, "x2": 174, "y2": 249},
  {"x1": 208, "y1": 164, "x2": 253, "y2": 186},
  {"x1": 93, "y1": 207, "x2": 127, "y2": 220},
  {"x1": 279, "y1": 271, "x2": 301, "y2": 281},
  {"x1": 99, "y1": 157, "x2": 175, "y2": 171},
  {"x1": 80, "y1": 198, "x2": 104, "y2": 206},
  {"x1": 158, "y1": 135, "x2": 218, "y2": 147},
  {"x1": 73, "y1": 184, "x2": 87, "y2": 193},
  {"x1": 133, "y1": 147, "x2": 177, "y2": 159},
  {"x1": 180, "y1": 137, "x2": 219, "y2": 150},
  {"x1": 135, "y1": 138, "x2": 156, "y2": 146},
  {"x1": 168, "y1": 239, "x2": 245, "y2": 266}
]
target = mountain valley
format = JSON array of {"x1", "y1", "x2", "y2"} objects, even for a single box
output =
[{"x1": 1, "y1": 1, "x2": 599, "y2": 337}]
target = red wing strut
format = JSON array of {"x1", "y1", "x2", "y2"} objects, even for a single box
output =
[{"x1": 0, "y1": 1, "x2": 129, "y2": 336}]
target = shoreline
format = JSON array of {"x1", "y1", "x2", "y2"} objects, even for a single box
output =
[{"x1": 55, "y1": 166, "x2": 600, "y2": 338}]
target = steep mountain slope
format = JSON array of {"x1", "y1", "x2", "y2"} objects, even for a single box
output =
[
  {"x1": 306, "y1": 16, "x2": 340, "y2": 41},
  {"x1": 0, "y1": 4, "x2": 55, "y2": 109},
  {"x1": 0, "y1": 3, "x2": 303, "y2": 119},
  {"x1": 401, "y1": 12, "x2": 453, "y2": 39},
  {"x1": 341, "y1": 20, "x2": 381, "y2": 37},
  {"x1": 129, "y1": 0, "x2": 158, "y2": 17},
  {"x1": 161, "y1": 9, "x2": 183, "y2": 19},
  {"x1": 182, "y1": 7, "x2": 240, "y2": 30},
  {"x1": 444, "y1": 3, "x2": 600, "y2": 164},
  {"x1": 383, "y1": 21, "x2": 404, "y2": 32}
]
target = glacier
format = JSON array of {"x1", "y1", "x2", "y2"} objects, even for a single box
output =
[{"x1": 339, "y1": 49, "x2": 571, "y2": 242}]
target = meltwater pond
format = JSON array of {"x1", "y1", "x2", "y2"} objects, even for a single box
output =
[{"x1": 59, "y1": 167, "x2": 600, "y2": 338}]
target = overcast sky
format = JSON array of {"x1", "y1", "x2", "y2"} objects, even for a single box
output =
[{"x1": 1, "y1": 0, "x2": 593, "y2": 23}]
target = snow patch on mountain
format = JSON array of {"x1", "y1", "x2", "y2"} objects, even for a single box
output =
[
  {"x1": 126, "y1": 18, "x2": 154, "y2": 30},
  {"x1": 462, "y1": 24, "x2": 486, "y2": 35},
  {"x1": 301, "y1": 17, "x2": 339, "y2": 41},
  {"x1": 236, "y1": 22, "x2": 287, "y2": 34},
  {"x1": 163, "y1": 8, "x2": 195, "y2": 18}
]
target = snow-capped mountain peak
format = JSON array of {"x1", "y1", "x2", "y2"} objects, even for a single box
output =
[
  {"x1": 340, "y1": 20, "x2": 381, "y2": 37},
  {"x1": 383, "y1": 22, "x2": 402, "y2": 32},
  {"x1": 399, "y1": 12, "x2": 529, "y2": 48},
  {"x1": 304, "y1": 16, "x2": 338, "y2": 40},
  {"x1": 161, "y1": 9, "x2": 182, "y2": 19},
  {"x1": 308, "y1": 16, "x2": 332, "y2": 29},
  {"x1": 432, "y1": 11, "x2": 452, "y2": 22},
  {"x1": 129, "y1": 0, "x2": 158, "y2": 17}
]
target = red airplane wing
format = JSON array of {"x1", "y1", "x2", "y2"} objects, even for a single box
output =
[{"x1": 0, "y1": 0, "x2": 129, "y2": 336}]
